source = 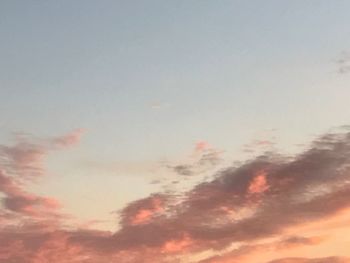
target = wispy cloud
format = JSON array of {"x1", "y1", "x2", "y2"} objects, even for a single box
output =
[
  {"x1": 0, "y1": 129, "x2": 84, "y2": 181},
  {"x1": 0, "y1": 130, "x2": 83, "y2": 224},
  {"x1": 167, "y1": 141, "x2": 223, "y2": 177}
]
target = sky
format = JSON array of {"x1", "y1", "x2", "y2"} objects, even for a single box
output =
[{"x1": 1, "y1": 1, "x2": 350, "y2": 262}]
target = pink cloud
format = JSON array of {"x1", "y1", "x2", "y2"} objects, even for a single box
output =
[
  {"x1": 268, "y1": 257, "x2": 350, "y2": 263},
  {"x1": 120, "y1": 195, "x2": 165, "y2": 226},
  {"x1": 195, "y1": 141, "x2": 210, "y2": 152},
  {"x1": 0, "y1": 129, "x2": 84, "y2": 180},
  {"x1": 52, "y1": 129, "x2": 85, "y2": 148},
  {"x1": 0, "y1": 170, "x2": 61, "y2": 219},
  {"x1": 0, "y1": 142, "x2": 46, "y2": 179},
  {"x1": 248, "y1": 170, "x2": 270, "y2": 194},
  {"x1": 2, "y1": 128, "x2": 350, "y2": 262},
  {"x1": 161, "y1": 233, "x2": 193, "y2": 253}
]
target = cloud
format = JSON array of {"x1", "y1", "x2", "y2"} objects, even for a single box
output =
[
  {"x1": 168, "y1": 142, "x2": 223, "y2": 177},
  {"x1": 247, "y1": 170, "x2": 269, "y2": 195},
  {"x1": 0, "y1": 142, "x2": 46, "y2": 179},
  {"x1": 267, "y1": 257, "x2": 350, "y2": 263},
  {"x1": 0, "y1": 130, "x2": 84, "y2": 220},
  {"x1": 2, "y1": 128, "x2": 350, "y2": 262},
  {"x1": 195, "y1": 141, "x2": 210, "y2": 152},
  {"x1": 276, "y1": 235, "x2": 326, "y2": 249},
  {"x1": 119, "y1": 194, "x2": 166, "y2": 226},
  {"x1": 0, "y1": 170, "x2": 60, "y2": 216},
  {"x1": 198, "y1": 235, "x2": 326, "y2": 263},
  {"x1": 149, "y1": 101, "x2": 171, "y2": 110},
  {"x1": 0, "y1": 129, "x2": 84, "y2": 180},
  {"x1": 105, "y1": 128, "x2": 350, "y2": 260},
  {"x1": 161, "y1": 233, "x2": 193, "y2": 253},
  {"x1": 335, "y1": 51, "x2": 350, "y2": 74},
  {"x1": 243, "y1": 139, "x2": 275, "y2": 153},
  {"x1": 52, "y1": 128, "x2": 85, "y2": 148},
  {"x1": 171, "y1": 164, "x2": 193, "y2": 176}
]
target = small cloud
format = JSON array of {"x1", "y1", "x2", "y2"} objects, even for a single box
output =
[
  {"x1": 150, "y1": 101, "x2": 170, "y2": 110},
  {"x1": 247, "y1": 170, "x2": 269, "y2": 195},
  {"x1": 150, "y1": 179, "x2": 162, "y2": 185},
  {"x1": 161, "y1": 234, "x2": 193, "y2": 253},
  {"x1": 167, "y1": 143, "x2": 223, "y2": 177},
  {"x1": 150, "y1": 102, "x2": 162, "y2": 109},
  {"x1": 197, "y1": 149, "x2": 223, "y2": 167},
  {"x1": 335, "y1": 51, "x2": 350, "y2": 74},
  {"x1": 242, "y1": 139, "x2": 275, "y2": 154},
  {"x1": 171, "y1": 165, "x2": 193, "y2": 176},
  {"x1": 277, "y1": 235, "x2": 326, "y2": 249},
  {"x1": 119, "y1": 194, "x2": 167, "y2": 226},
  {"x1": 267, "y1": 256, "x2": 350, "y2": 263},
  {"x1": 52, "y1": 128, "x2": 85, "y2": 148},
  {"x1": 0, "y1": 129, "x2": 85, "y2": 180},
  {"x1": 195, "y1": 141, "x2": 210, "y2": 152}
]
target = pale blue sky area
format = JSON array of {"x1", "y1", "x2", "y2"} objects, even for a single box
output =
[
  {"x1": 1, "y1": 1, "x2": 350, "y2": 157},
  {"x1": 1, "y1": 1, "x2": 350, "y2": 226}
]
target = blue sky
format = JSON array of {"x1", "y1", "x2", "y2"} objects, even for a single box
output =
[{"x1": 2, "y1": 1, "x2": 350, "y2": 153}]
